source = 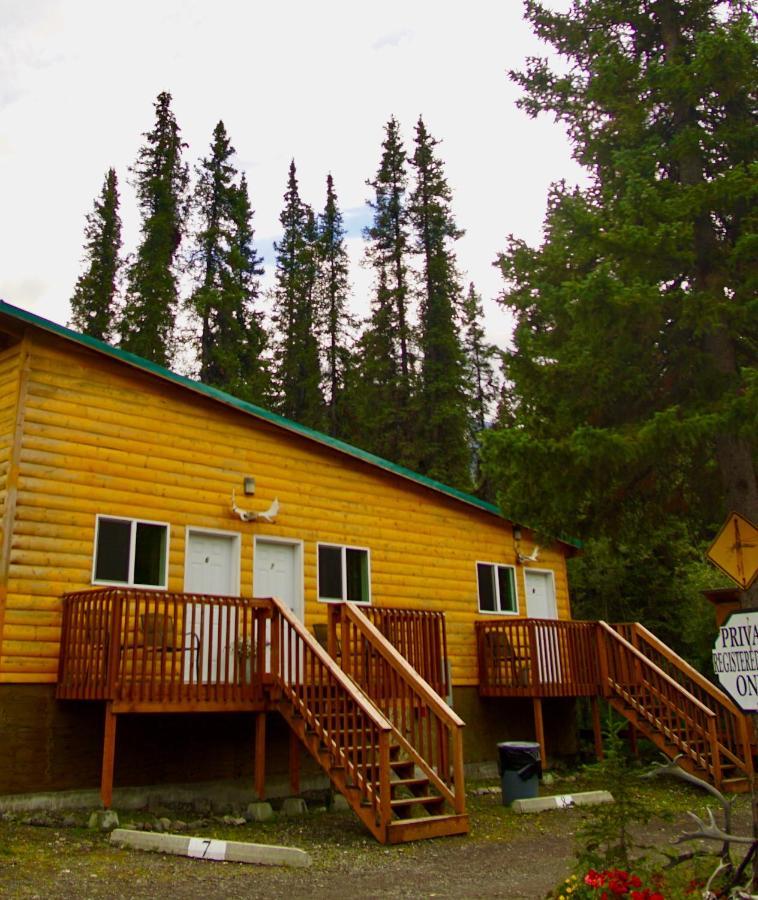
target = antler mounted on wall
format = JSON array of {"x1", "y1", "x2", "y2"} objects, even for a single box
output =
[
  {"x1": 231, "y1": 490, "x2": 280, "y2": 523},
  {"x1": 517, "y1": 545, "x2": 541, "y2": 564}
]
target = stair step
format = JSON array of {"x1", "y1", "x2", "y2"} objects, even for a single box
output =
[
  {"x1": 390, "y1": 776, "x2": 430, "y2": 793},
  {"x1": 386, "y1": 813, "x2": 469, "y2": 844},
  {"x1": 344, "y1": 743, "x2": 401, "y2": 757},
  {"x1": 391, "y1": 795, "x2": 444, "y2": 813}
]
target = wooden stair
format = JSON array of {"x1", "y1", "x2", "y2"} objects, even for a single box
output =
[
  {"x1": 277, "y1": 685, "x2": 468, "y2": 843},
  {"x1": 599, "y1": 622, "x2": 754, "y2": 792},
  {"x1": 270, "y1": 600, "x2": 468, "y2": 843}
]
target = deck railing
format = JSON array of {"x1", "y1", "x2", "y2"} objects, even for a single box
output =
[
  {"x1": 613, "y1": 622, "x2": 753, "y2": 781},
  {"x1": 476, "y1": 617, "x2": 601, "y2": 697},
  {"x1": 598, "y1": 622, "x2": 730, "y2": 782},
  {"x1": 57, "y1": 588, "x2": 271, "y2": 707},
  {"x1": 329, "y1": 602, "x2": 466, "y2": 816},
  {"x1": 476, "y1": 616, "x2": 753, "y2": 787},
  {"x1": 363, "y1": 606, "x2": 449, "y2": 698}
]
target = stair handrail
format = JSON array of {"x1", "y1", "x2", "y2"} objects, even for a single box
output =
[
  {"x1": 615, "y1": 621, "x2": 753, "y2": 778},
  {"x1": 598, "y1": 621, "x2": 726, "y2": 778},
  {"x1": 332, "y1": 602, "x2": 466, "y2": 815},
  {"x1": 268, "y1": 597, "x2": 395, "y2": 831},
  {"x1": 618, "y1": 622, "x2": 747, "y2": 716},
  {"x1": 271, "y1": 597, "x2": 394, "y2": 729},
  {"x1": 598, "y1": 621, "x2": 717, "y2": 718}
]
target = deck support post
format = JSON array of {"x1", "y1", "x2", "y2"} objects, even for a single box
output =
[
  {"x1": 254, "y1": 712, "x2": 266, "y2": 800},
  {"x1": 100, "y1": 701, "x2": 117, "y2": 809},
  {"x1": 532, "y1": 697, "x2": 546, "y2": 770},
  {"x1": 627, "y1": 723, "x2": 639, "y2": 757},
  {"x1": 289, "y1": 727, "x2": 301, "y2": 796},
  {"x1": 590, "y1": 696, "x2": 604, "y2": 760}
]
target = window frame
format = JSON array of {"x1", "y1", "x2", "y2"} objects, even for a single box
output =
[
  {"x1": 475, "y1": 560, "x2": 519, "y2": 616},
  {"x1": 316, "y1": 542, "x2": 372, "y2": 606},
  {"x1": 92, "y1": 514, "x2": 170, "y2": 589}
]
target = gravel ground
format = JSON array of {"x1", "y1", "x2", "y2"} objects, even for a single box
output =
[{"x1": 0, "y1": 775, "x2": 752, "y2": 899}]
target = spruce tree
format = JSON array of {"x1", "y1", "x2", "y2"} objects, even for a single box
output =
[
  {"x1": 271, "y1": 161, "x2": 324, "y2": 428},
  {"x1": 462, "y1": 282, "x2": 501, "y2": 489},
  {"x1": 119, "y1": 91, "x2": 189, "y2": 366},
  {"x1": 361, "y1": 117, "x2": 417, "y2": 468},
  {"x1": 69, "y1": 168, "x2": 122, "y2": 341},
  {"x1": 317, "y1": 174, "x2": 354, "y2": 438},
  {"x1": 227, "y1": 173, "x2": 269, "y2": 405},
  {"x1": 409, "y1": 117, "x2": 471, "y2": 491},
  {"x1": 486, "y1": 1, "x2": 758, "y2": 614},
  {"x1": 189, "y1": 122, "x2": 267, "y2": 402},
  {"x1": 352, "y1": 268, "x2": 405, "y2": 461}
]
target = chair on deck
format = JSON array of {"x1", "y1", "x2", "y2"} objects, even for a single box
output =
[
  {"x1": 138, "y1": 613, "x2": 201, "y2": 680},
  {"x1": 485, "y1": 631, "x2": 530, "y2": 687},
  {"x1": 76, "y1": 608, "x2": 111, "y2": 687}
]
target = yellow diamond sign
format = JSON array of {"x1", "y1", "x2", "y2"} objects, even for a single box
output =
[{"x1": 707, "y1": 512, "x2": 758, "y2": 591}]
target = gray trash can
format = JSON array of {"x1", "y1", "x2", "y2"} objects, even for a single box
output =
[{"x1": 497, "y1": 741, "x2": 541, "y2": 805}]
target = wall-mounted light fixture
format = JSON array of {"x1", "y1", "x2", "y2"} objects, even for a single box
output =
[
  {"x1": 243, "y1": 476, "x2": 256, "y2": 496},
  {"x1": 513, "y1": 525, "x2": 522, "y2": 542}
]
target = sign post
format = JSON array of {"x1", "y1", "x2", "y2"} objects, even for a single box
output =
[{"x1": 707, "y1": 512, "x2": 758, "y2": 889}]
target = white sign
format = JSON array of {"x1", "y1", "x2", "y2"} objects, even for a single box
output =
[
  {"x1": 712, "y1": 611, "x2": 758, "y2": 712},
  {"x1": 187, "y1": 838, "x2": 227, "y2": 861}
]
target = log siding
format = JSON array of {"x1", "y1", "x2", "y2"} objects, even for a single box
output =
[{"x1": 0, "y1": 324, "x2": 571, "y2": 686}]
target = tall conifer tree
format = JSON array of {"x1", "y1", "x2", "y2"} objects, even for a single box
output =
[
  {"x1": 361, "y1": 117, "x2": 417, "y2": 468},
  {"x1": 462, "y1": 282, "x2": 501, "y2": 489},
  {"x1": 119, "y1": 91, "x2": 188, "y2": 366},
  {"x1": 69, "y1": 168, "x2": 122, "y2": 341},
  {"x1": 351, "y1": 269, "x2": 405, "y2": 460},
  {"x1": 317, "y1": 174, "x2": 354, "y2": 438},
  {"x1": 409, "y1": 118, "x2": 471, "y2": 490},
  {"x1": 271, "y1": 161, "x2": 324, "y2": 428},
  {"x1": 189, "y1": 122, "x2": 267, "y2": 402},
  {"x1": 227, "y1": 173, "x2": 269, "y2": 405},
  {"x1": 486, "y1": 0, "x2": 758, "y2": 621}
]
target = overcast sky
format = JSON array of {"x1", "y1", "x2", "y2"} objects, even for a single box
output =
[{"x1": 0, "y1": 0, "x2": 580, "y2": 351}]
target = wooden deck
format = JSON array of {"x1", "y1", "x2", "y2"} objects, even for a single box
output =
[
  {"x1": 56, "y1": 589, "x2": 467, "y2": 844},
  {"x1": 476, "y1": 617, "x2": 754, "y2": 791}
]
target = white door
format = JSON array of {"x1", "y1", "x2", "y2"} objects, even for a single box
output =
[
  {"x1": 254, "y1": 539, "x2": 302, "y2": 680},
  {"x1": 525, "y1": 569, "x2": 561, "y2": 683},
  {"x1": 184, "y1": 531, "x2": 239, "y2": 683},
  {"x1": 253, "y1": 540, "x2": 301, "y2": 618},
  {"x1": 525, "y1": 570, "x2": 557, "y2": 620}
]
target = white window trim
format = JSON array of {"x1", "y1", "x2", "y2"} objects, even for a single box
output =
[
  {"x1": 183, "y1": 526, "x2": 242, "y2": 597},
  {"x1": 316, "y1": 542, "x2": 372, "y2": 605},
  {"x1": 475, "y1": 560, "x2": 520, "y2": 616},
  {"x1": 92, "y1": 514, "x2": 170, "y2": 589}
]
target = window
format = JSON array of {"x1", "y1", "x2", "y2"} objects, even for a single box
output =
[
  {"x1": 318, "y1": 544, "x2": 370, "y2": 604},
  {"x1": 477, "y1": 562, "x2": 518, "y2": 614},
  {"x1": 93, "y1": 516, "x2": 169, "y2": 588}
]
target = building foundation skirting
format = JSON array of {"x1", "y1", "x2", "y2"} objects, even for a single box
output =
[
  {"x1": 0, "y1": 685, "x2": 291, "y2": 796},
  {"x1": 0, "y1": 684, "x2": 578, "y2": 797},
  {"x1": 451, "y1": 687, "x2": 577, "y2": 764}
]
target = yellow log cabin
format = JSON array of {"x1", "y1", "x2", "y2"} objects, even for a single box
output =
[{"x1": 0, "y1": 300, "x2": 752, "y2": 843}]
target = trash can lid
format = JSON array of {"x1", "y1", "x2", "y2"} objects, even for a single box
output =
[{"x1": 497, "y1": 741, "x2": 540, "y2": 751}]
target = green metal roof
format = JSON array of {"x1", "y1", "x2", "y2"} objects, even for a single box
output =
[{"x1": 0, "y1": 298, "x2": 581, "y2": 550}]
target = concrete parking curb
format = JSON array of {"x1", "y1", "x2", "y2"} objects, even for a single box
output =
[
  {"x1": 109, "y1": 828, "x2": 311, "y2": 867},
  {"x1": 511, "y1": 791, "x2": 614, "y2": 813}
]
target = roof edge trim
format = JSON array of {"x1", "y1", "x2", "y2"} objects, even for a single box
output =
[{"x1": 0, "y1": 299, "x2": 582, "y2": 551}]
